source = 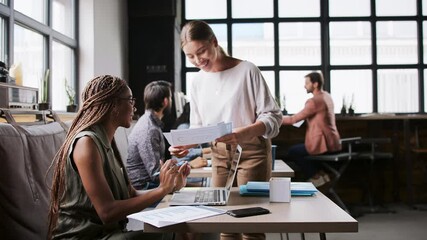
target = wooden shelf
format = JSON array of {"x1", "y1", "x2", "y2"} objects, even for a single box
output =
[{"x1": 0, "y1": 109, "x2": 76, "y2": 124}]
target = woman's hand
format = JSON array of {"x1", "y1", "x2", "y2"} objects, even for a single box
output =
[
  {"x1": 158, "y1": 160, "x2": 179, "y2": 194},
  {"x1": 189, "y1": 157, "x2": 208, "y2": 169},
  {"x1": 168, "y1": 144, "x2": 199, "y2": 158},
  {"x1": 215, "y1": 121, "x2": 267, "y2": 145},
  {"x1": 215, "y1": 132, "x2": 241, "y2": 145},
  {"x1": 202, "y1": 147, "x2": 212, "y2": 155},
  {"x1": 168, "y1": 146, "x2": 190, "y2": 158},
  {"x1": 174, "y1": 162, "x2": 191, "y2": 192}
]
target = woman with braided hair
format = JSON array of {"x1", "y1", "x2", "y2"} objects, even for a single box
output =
[{"x1": 47, "y1": 75, "x2": 190, "y2": 239}]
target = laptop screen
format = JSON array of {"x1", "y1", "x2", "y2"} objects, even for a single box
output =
[{"x1": 224, "y1": 145, "x2": 242, "y2": 192}]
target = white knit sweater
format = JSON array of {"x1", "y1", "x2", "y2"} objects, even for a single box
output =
[{"x1": 189, "y1": 61, "x2": 282, "y2": 139}]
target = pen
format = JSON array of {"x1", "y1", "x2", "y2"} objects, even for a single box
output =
[{"x1": 153, "y1": 161, "x2": 187, "y2": 176}]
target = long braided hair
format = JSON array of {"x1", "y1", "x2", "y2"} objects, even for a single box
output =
[{"x1": 47, "y1": 75, "x2": 128, "y2": 238}]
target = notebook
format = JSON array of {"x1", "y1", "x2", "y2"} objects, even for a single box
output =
[
  {"x1": 239, "y1": 181, "x2": 318, "y2": 196},
  {"x1": 168, "y1": 145, "x2": 242, "y2": 206}
]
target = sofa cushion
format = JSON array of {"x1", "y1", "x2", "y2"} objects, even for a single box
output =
[{"x1": 0, "y1": 122, "x2": 67, "y2": 240}]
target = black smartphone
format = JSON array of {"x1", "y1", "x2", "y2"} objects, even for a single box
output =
[{"x1": 226, "y1": 207, "x2": 270, "y2": 218}]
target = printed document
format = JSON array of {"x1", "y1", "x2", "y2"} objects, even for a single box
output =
[
  {"x1": 127, "y1": 206, "x2": 226, "y2": 228},
  {"x1": 292, "y1": 120, "x2": 304, "y2": 128},
  {"x1": 164, "y1": 122, "x2": 232, "y2": 146}
]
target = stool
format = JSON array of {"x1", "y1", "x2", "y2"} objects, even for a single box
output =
[
  {"x1": 354, "y1": 138, "x2": 395, "y2": 214},
  {"x1": 304, "y1": 137, "x2": 361, "y2": 213}
]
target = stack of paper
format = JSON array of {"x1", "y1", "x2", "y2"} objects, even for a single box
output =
[
  {"x1": 163, "y1": 122, "x2": 232, "y2": 146},
  {"x1": 127, "y1": 206, "x2": 226, "y2": 228},
  {"x1": 239, "y1": 181, "x2": 318, "y2": 196},
  {"x1": 292, "y1": 120, "x2": 305, "y2": 128}
]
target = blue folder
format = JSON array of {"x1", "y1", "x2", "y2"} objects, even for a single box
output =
[{"x1": 239, "y1": 181, "x2": 317, "y2": 196}]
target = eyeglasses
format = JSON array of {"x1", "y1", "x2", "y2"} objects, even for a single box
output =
[{"x1": 117, "y1": 97, "x2": 136, "y2": 105}]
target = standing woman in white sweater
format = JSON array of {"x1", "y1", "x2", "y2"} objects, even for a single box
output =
[{"x1": 175, "y1": 20, "x2": 282, "y2": 240}]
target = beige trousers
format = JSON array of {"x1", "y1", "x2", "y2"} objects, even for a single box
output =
[{"x1": 211, "y1": 137, "x2": 272, "y2": 240}]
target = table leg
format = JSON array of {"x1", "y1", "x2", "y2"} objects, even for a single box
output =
[
  {"x1": 319, "y1": 233, "x2": 327, "y2": 240},
  {"x1": 392, "y1": 121, "x2": 400, "y2": 202},
  {"x1": 403, "y1": 119, "x2": 414, "y2": 206}
]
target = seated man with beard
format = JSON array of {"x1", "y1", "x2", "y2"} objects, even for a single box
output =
[{"x1": 126, "y1": 80, "x2": 174, "y2": 190}]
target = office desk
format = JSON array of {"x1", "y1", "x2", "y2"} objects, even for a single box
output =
[
  {"x1": 188, "y1": 160, "x2": 294, "y2": 178},
  {"x1": 338, "y1": 114, "x2": 427, "y2": 205},
  {"x1": 143, "y1": 188, "x2": 358, "y2": 235}
]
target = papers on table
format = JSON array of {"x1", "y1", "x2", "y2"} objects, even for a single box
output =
[
  {"x1": 164, "y1": 122, "x2": 233, "y2": 146},
  {"x1": 239, "y1": 181, "x2": 318, "y2": 196},
  {"x1": 127, "y1": 206, "x2": 226, "y2": 228},
  {"x1": 292, "y1": 120, "x2": 304, "y2": 128}
]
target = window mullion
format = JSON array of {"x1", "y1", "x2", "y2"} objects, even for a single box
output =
[
  {"x1": 320, "y1": 0, "x2": 330, "y2": 92},
  {"x1": 417, "y1": 0, "x2": 424, "y2": 113}
]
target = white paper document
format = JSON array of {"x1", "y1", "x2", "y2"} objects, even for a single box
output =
[
  {"x1": 164, "y1": 122, "x2": 232, "y2": 146},
  {"x1": 127, "y1": 206, "x2": 226, "y2": 228},
  {"x1": 292, "y1": 120, "x2": 304, "y2": 128}
]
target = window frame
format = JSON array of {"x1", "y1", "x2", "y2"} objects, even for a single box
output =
[
  {"x1": 0, "y1": 0, "x2": 77, "y2": 110},
  {"x1": 181, "y1": 0, "x2": 427, "y2": 114}
]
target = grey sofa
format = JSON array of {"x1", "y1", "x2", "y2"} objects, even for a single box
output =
[
  {"x1": 0, "y1": 112, "x2": 134, "y2": 240},
  {"x1": 0, "y1": 121, "x2": 67, "y2": 239}
]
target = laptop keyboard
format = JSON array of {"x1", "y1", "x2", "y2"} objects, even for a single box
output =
[{"x1": 195, "y1": 189, "x2": 221, "y2": 203}]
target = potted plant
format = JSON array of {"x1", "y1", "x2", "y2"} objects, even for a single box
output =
[
  {"x1": 65, "y1": 78, "x2": 77, "y2": 112},
  {"x1": 340, "y1": 95, "x2": 347, "y2": 115},
  {"x1": 38, "y1": 69, "x2": 50, "y2": 110},
  {"x1": 274, "y1": 95, "x2": 288, "y2": 116},
  {"x1": 281, "y1": 95, "x2": 288, "y2": 115},
  {"x1": 348, "y1": 93, "x2": 355, "y2": 116}
]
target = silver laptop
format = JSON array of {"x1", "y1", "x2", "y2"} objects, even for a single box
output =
[{"x1": 169, "y1": 145, "x2": 242, "y2": 206}]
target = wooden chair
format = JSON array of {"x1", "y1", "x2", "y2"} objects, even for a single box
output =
[{"x1": 304, "y1": 137, "x2": 361, "y2": 213}]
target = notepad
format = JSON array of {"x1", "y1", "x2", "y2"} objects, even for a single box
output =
[
  {"x1": 127, "y1": 206, "x2": 226, "y2": 228},
  {"x1": 239, "y1": 181, "x2": 318, "y2": 196}
]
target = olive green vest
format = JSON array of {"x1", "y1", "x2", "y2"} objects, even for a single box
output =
[{"x1": 53, "y1": 125, "x2": 130, "y2": 239}]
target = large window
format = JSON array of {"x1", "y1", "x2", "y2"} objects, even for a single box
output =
[
  {"x1": 279, "y1": 22, "x2": 321, "y2": 66},
  {"x1": 13, "y1": 24, "x2": 44, "y2": 88},
  {"x1": 52, "y1": 41, "x2": 74, "y2": 110},
  {"x1": 232, "y1": 23, "x2": 274, "y2": 66},
  {"x1": 0, "y1": 0, "x2": 76, "y2": 111},
  {"x1": 0, "y1": 17, "x2": 5, "y2": 63},
  {"x1": 14, "y1": 0, "x2": 46, "y2": 24},
  {"x1": 182, "y1": 0, "x2": 427, "y2": 114},
  {"x1": 52, "y1": 0, "x2": 74, "y2": 38}
]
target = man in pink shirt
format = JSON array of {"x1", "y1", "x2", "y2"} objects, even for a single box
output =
[{"x1": 282, "y1": 71, "x2": 341, "y2": 187}]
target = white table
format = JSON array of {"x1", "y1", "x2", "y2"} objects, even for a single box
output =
[
  {"x1": 143, "y1": 188, "x2": 358, "y2": 237},
  {"x1": 188, "y1": 160, "x2": 294, "y2": 178}
]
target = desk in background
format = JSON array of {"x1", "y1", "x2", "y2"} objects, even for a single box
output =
[
  {"x1": 188, "y1": 160, "x2": 294, "y2": 178},
  {"x1": 143, "y1": 188, "x2": 358, "y2": 238},
  {"x1": 276, "y1": 113, "x2": 427, "y2": 205},
  {"x1": 337, "y1": 113, "x2": 427, "y2": 205}
]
